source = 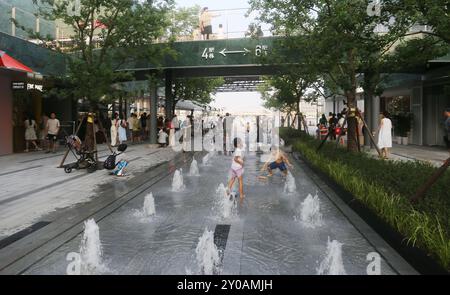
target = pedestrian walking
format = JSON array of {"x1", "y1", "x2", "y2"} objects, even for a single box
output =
[
  {"x1": 111, "y1": 112, "x2": 119, "y2": 147},
  {"x1": 132, "y1": 114, "x2": 141, "y2": 143},
  {"x1": 118, "y1": 116, "x2": 128, "y2": 144},
  {"x1": 199, "y1": 7, "x2": 219, "y2": 40},
  {"x1": 45, "y1": 112, "x2": 60, "y2": 154},
  {"x1": 127, "y1": 113, "x2": 136, "y2": 142},
  {"x1": 140, "y1": 113, "x2": 148, "y2": 141},
  {"x1": 24, "y1": 115, "x2": 41, "y2": 152},
  {"x1": 376, "y1": 111, "x2": 393, "y2": 159}
]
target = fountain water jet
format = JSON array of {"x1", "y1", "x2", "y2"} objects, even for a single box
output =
[
  {"x1": 214, "y1": 183, "x2": 237, "y2": 220},
  {"x1": 317, "y1": 237, "x2": 346, "y2": 275},
  {"x1": 171, "y1": 169, "x2": 186, "y2": 192},
  {"x1": 195, "y1": 228, "x2": 221, "y2": 275},
  {"x1": 143, "y1": 193, "x2": 156, "y2": 217},
  {"x1": 298, "y1": 194, "x2": 323, "y2": 228},
  {"x1": 189, "y1": 159, "x2": 200, "y2": 176},
  {"x1": 79, "y1": 219, "x2": 105, "y2": 274},
  {"x1": 202, "y1": 151, "x2": 214, "y2": 166},
  {"x1": 283, "y1": 172, "x2": 297, "y2": 194}
]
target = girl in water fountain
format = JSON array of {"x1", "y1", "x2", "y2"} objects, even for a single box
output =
[{"x1": 227, "y1": 137, "x2": 245, "y2": 205}]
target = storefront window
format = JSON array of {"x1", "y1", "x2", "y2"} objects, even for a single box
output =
[{"x1": 382, "y1": 95, "x2": 411, "y2": 114}]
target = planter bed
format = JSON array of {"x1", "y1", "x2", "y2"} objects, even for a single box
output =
[{"x1": 281, "y1": 128, "x2": 450, "y2": 273}]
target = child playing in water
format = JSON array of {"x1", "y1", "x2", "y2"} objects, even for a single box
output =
[
  {"x1": 263, "y1": 148, "x2": 294, "y2": 177},
  {"x1": 227, "y1": 137, "x2": 245, "y2": 205},
  {"x1": 112, "y1": 144, "x2": 129, "y2": 177}
]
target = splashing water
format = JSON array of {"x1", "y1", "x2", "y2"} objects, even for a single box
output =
[
  {"x1": 171, "y1": 169, "x2": 186, "y2": 192},
  {"x1": 317, "y1": 238, "x2": 347, "y2": 275},
  {"x1": 195, "y1": 228, "x2": 221, "y2": 275},
  {"x1": 283, "y1": 172, "x2": 297, "y2": 194},
  {"x1": 79, "y1": 219, "x2": 105, "y2": 274},
  {"x1": 298, "y1": 194, "x2": 323, "y2": 228},
  {"x1": 214, "y1": 183, "x2": 237, "y2": 220},
  {"x1": 189, "y1": 159, "x2": 200, "y2": 176},
  {"x1": 143, "y1": 193, "x2": 156, "y2": 217},
  {"x1": 202, "y1": 152, "x2": 214, "y2": 166}
]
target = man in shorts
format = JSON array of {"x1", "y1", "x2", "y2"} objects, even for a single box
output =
[{"x1": 46, "y1": 112, "x2": 60, "y2": 154}]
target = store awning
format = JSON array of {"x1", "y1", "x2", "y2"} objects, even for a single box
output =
[
  {"x1": 0, "y1": 50, "x2": 33, "y2": 73},
  {"x1": 175, "y1": 100, "x2": 205, "y2": 111}
]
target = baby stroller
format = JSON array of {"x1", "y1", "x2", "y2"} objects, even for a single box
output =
[{"x1": 63, "y1": 135, "x2": 98, "y2": 174}]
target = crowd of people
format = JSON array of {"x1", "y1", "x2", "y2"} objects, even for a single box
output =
[
  {"x1": 22, "y1": 112, "x2": 61, "y2": 154},
  {"x1": 316, "y1": 111, "x2": 351, "y2": 142}
]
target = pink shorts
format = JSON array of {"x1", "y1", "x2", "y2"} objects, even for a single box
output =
[{"x1": 230, "y1": 167, "x2": 244, "y2": 178}]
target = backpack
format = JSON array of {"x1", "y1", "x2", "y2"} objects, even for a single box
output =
[{"x1": 104, "y1": 152, "x2": 121, "y2": 170}]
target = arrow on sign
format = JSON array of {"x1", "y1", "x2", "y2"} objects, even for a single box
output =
[{"x1": 219, "y1": 48, "x2": 251, "y2": 57}]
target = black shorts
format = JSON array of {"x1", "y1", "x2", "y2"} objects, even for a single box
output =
[
  {"x1": 47, "y1": 134, "x2": 57, "y2": 142},
  {"x1": 202, "y1": 25, "x2": 212, "y2": 35}
]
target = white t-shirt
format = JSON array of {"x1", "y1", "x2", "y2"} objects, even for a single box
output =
[
  {"x1": 158, "y1": 132, "x2": 168, "y2": 143},
  {"x1": 231, "y1": 148, "x2": 244, "y2": 170},
  {"x1": 47, "y1": 118, "x2": 60, "y2": 135},
  {"x1": 127, "y1": 117, "x2": 135, "y2": 130},
  {"x1": 116, "y1": 152, "x2": 127, "y2": 163}
]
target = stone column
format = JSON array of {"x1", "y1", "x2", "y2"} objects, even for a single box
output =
[
  {"x1": 149, "y1": 84, "x2": 158, "y2": 144},
  {"x1": 165, "y1": 70, "x2": 174, "y2": 120},
  {"x1": 371, "y1": 96, "x2": 380, "y2": 148},
  {"x1": 364, "y1": 93, "x2": 371, "y2": 147}
]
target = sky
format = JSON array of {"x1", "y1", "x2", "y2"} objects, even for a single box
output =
[
  {"x1": 175, "y1": 0, "x2": 270, "y2": 114},
  {"x1": 211, "y1": 92, "x2": 269, "y2": 115}
]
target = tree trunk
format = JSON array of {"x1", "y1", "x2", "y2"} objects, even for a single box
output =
[
  {"x1": 83, "y1": 101, "x2": 98, "y2": 152},
  {"x1": 346, "y1": 91, "x2": 359, "y2": 152}
]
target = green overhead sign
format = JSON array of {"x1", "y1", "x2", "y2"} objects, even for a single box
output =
[{"x1": 125, "y1": 37, "x2": 280, "y2": 70}]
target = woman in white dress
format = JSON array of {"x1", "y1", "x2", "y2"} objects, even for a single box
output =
[
  {"x1": 376, "y1": 111, "x2": 393, "y2": 159},
  {"x1": 24, "y1": 116, "x2": 41, "y2": 152},
  {"x1": 110, "y1": 113, "x2": 119, "y2": 147},
  {"x1": 118, "y1": 116, "x2": 128, "y2": 144}
]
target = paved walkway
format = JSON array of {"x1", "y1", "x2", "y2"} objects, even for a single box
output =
[
  {"x1": 20, "y1": 151, "x2": 416, "y2": 275},
  {"x1": 0, "y1": 143, "x2": 177, "y2": 237},
  {"x1": 366, "y1": 144, "x2": 449, "y2": 167}
]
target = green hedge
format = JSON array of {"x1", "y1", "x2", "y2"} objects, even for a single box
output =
[{"x1": 280, "y1": 128, "x2": 450, "y2": 271}]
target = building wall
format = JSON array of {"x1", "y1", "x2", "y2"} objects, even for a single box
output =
[
  {"x1": 423, "y1": 84, "x2": 450, "y2": 146},
  {"x1": 0, "y1": 75, "x2": 13, "y2": 155}
]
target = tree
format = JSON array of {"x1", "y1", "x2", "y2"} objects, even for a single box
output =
[
  {"x1": 171, "y1": 77, "x2": 224, "y2": 115},
  {"x1": 250, "y1": 0, "x2": 412, "y2": 151},
  {"x1": 259, "y1": 67, "x2": 317, "y2": 129},
  {"x1": 167, "y1": 5, "x2": 201, "y2": 40},
  {"x1": 24, "y1": 0, "x2": 173, "y2": 151},
  {"x1": 397, "y1": 0, "x2": 450, "y2": 44},
  {"x1": 29, "y1": 0, "x2": 173, "y2": 104}
]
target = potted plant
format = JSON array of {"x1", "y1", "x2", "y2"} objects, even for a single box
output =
[{"x1": 393, "y1": 112, "x2": 413, "y2": 145}]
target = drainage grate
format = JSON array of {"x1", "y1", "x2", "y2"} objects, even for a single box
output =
[{"x1": 0, "y1": 221, "x2": 51, "y2": 250}]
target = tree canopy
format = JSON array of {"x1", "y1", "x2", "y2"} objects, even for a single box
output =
[
  {"x1": 249, "y1": 0, "x2": 445, "y2": 151},
  {"x1": 30, "y1": 0, "x2": 174, "y2": 105}
]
